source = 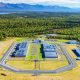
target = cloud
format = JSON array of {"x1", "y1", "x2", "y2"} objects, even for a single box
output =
[
  {"x1": 1, "y1": 0, "x2": 49, "y2": 3},
  {"x1": 42, "y1": 0, "x2": 80, "y2": 8},
  {"x1": 1, "y1": 0, "x2": 80, "y2": 8}
]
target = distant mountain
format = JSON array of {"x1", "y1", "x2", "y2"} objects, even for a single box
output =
[{"x1": 0, "y1": 2, "x2": 80, "y2": 12}]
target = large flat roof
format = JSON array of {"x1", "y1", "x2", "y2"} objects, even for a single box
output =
[
  {"x1": 11, "y1": 42, "x2": 28, "y2": 57},
  {"x1": 44, "y1": 52, "x2": 58, "y2": 58}
]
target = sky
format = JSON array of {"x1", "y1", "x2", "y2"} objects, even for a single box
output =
[{"x1": 0, "y1": 0, "x2": 80, "y2": 8}]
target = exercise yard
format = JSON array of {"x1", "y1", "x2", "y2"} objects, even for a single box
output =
[
  {"x1": 7, "y1": 54, "x2": 68, "y2": 70},
  {"x1": 7, "y1": 60, "x2": 35, "y2": 70},
  {"x1": 26, "y1": 43, "x2": 43, "y2": 60}
]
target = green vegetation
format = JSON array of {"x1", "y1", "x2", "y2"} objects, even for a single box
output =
[
  {"x1": 0, "y1": 12, "x2": 80, "y2": 41},
  {"x1": 26, "y1": 43, "x2": 43, "y2": 60}
]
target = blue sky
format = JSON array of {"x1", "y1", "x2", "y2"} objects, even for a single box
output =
[{"x1": 1, "y1": 0, "x2": 80, "y2": 8}]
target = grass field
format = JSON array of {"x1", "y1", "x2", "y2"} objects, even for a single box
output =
[
  {"x1": 0, "y1": 61, "x2": 80, "y2": 80},
  {"x1": 7, "y1": 60, "x2": 35, "y2": 70},
  {"x1": 26, "y1": 43, "x2": 43, "y2": 60},
  {"x1": 15, "y1": 37, "x2": 28, "y2": 42},
  {"x1": 0, "y1": 38, "x2": 15, "y2": 59},
  {"x1": 7, "y1": 53, "x2": 68, "y2": 70},
  {"x1": 65, "y1": 44, "x2": 77, "y2": 58},
  {"x1": 40, "y1": 59, "x2": 68, "y2": 70}
]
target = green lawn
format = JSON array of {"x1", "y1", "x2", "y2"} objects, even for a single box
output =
[
  {"x1": 15, "y1": 38, "x2": 28, "y2": 42},
  {"x1": 26, "y1": 43, "x2": 43, "y2": 60}
]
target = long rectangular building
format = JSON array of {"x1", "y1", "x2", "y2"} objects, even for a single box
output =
[
  {"x1": 11, "y1": 42, "x2": 28, "y2": 57},
  {"x1": 43, "y1": 44, "x2": 58, "y2": 58}
]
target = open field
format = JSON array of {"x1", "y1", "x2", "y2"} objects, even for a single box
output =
[
  {"x1": 65, "y1": 44, "x2": 77, "y2": 58},
  {"x1": 56, "y1": 39, "x2": 69, "y2": 43},
  {"x1": 7, "y1": 55, "x2": 68, "y2": 70},
  {"x1": 0, "y1": 62, "x2": 80, "y2": 80},
  {"x1": 40, "y1": 60, "x2": 68, "y2": 70},
  {"x1": 7, "y1": 61, "x2": 35, "y2": 70},
  {"x1": 15, "y1": 37, "x2": 29, "y2": 42},
  {"x1": 0, "y1": 38, "x2": 15, "y2": 59}
]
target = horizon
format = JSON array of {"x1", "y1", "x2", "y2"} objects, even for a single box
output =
[{"x1": 0, "y1": 0, "x2": 80, "y2": 8}]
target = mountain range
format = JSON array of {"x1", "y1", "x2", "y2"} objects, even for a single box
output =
[{"x1": 0, "y1": 2, "x2": 80, "y2": 12}]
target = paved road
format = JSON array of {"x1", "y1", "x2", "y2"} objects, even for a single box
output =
[
  {"x1": 0, "y1": 43, "x2": 76, "y2": 75},
  {"x1": 0, "y1": 42, "x2": 16, "y2": 64}
]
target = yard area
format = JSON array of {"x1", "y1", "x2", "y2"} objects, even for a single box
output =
[
  {"x1": 40, "y1": 59, "x2": 68, "y2": 70},
  {"x1": 26, "y1": 43, "x2": 43, "y2": 60},
  {"x1": 65, "y1": 44, "x2": 77, "y2": 58},
  {"x1": 6, "y1": 53, "x2": 68, "y2": 70},
  {"x1": 7, "y1": 60, "x2": 35, "y2": 70},
  {"x1": 0, "y1": 61, "x2": 80, "y2": 80}
]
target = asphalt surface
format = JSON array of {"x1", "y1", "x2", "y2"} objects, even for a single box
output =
[
  {"x1": 0, "y1": 43, "x2": 16, "y2": 64},
  {"x1": 0, "y1": 43, "x2": 76, "y2": 75}
]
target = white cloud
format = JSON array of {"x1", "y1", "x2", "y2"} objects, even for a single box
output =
[
  {"x1": 1, "y1": 0, "x2": 80, "y2": 8},
  {"x1": 1, "y1": 0, "x2": 49, "y2": 3},
  {"x1": 42, "y1": 0, "x2": 80, "y2": 8}
]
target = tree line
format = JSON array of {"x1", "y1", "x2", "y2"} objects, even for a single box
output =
[{"x1": 0, "y1": 13, "x2": 80, "y2": 41}]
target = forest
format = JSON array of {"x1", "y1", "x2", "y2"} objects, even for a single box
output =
[{"x1": 0, "y1": 12, "x2": 80, "y2": 41}]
